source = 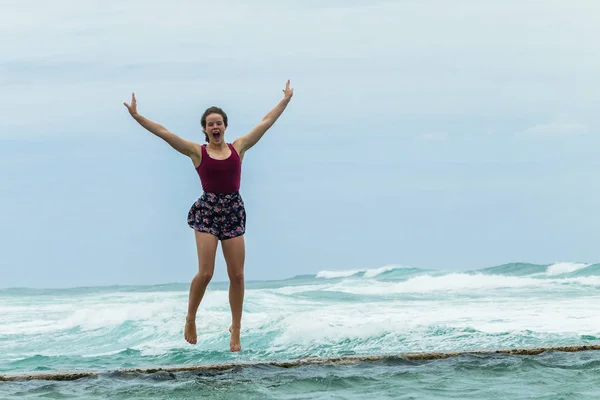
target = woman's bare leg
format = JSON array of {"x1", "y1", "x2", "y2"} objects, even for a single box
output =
[
  {"x1": 184, "y1": 231, "x2": 219, "y2": 344},
  {"x1": 221, "y1": 235, "x2": 245, "y2": 352}
]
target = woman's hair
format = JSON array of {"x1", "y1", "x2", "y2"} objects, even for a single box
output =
[{"x1": 201, "y1": 106, "x2": 228, "y2": 143}]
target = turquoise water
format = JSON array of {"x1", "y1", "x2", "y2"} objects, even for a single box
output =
[{"x1": 2, "y1": 262, "x2": 600, "y2": 399}]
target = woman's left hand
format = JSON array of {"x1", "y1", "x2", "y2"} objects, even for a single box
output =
[{"x1": 282, "y1": 80, "x2": 294, "y2": 100}]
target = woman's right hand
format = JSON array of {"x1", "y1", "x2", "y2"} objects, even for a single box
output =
[
  {"x1": 123, "y1": 92, "x2": 138, "y2": 116},
  {"x1": 122, "y1": 92, "x2": 200, "y2": 160}
]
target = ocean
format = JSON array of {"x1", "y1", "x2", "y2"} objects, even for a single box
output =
[{"x1": 1, "y1": 262, "x2": 600, "y2": 399}]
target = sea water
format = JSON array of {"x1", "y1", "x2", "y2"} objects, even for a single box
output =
[{"x1": 1, "y1": 262, "x2": 600, "y2": 399}]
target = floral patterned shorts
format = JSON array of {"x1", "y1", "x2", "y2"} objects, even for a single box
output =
[{"x1": 187, "y1": 191, "x2": 246, "y2": 240}]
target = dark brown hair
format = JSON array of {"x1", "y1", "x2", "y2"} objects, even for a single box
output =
[{"x1": 201, "y1": 106, "x2": 228, "y2": 143}]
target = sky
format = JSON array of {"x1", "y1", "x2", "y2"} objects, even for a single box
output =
[{"x1": 1, "y1": 0, "x2": 600, "y2": 289}]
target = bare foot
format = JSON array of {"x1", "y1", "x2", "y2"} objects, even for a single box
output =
[
  {"x1": 185, "y1": 317, "x2": 197, "y2": 345},
  {"x1": 229, "y1": 326, "x2": 241, "y2": 352}
]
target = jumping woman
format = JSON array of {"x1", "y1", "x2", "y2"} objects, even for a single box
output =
[{"x1": 123, "y1": 80, "x2": 294, "y2": 351}]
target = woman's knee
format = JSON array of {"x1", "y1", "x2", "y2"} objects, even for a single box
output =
[
  {"x1": 228, "y1": 271, "x2": 244, "y2": 286},
  {"x1": 196, "y1": 270, "x2": 214, "y2": 285}
]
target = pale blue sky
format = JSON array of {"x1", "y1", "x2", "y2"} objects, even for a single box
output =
[{"x1": 1, "y1": 1, "x2": 600, "y2": 288}]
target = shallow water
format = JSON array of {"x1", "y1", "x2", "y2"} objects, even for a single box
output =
[{"x1": 3, "y1": 351, "x2": 600, "y2": 399}]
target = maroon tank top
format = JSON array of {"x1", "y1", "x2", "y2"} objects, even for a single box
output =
[{"x1": 196, "y1": 143, "x2": 241, "y2": 194}]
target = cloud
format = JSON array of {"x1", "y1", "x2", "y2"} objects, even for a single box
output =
[
  {"x1": 1, "y1": 0, "x2": 600, "y2": 140},
  {"x1": 419, "y1": 132, "x2": 449, "y2": 141},
  {"x1": 520, "y1": 115, "x2": 589, "y2": 137}
]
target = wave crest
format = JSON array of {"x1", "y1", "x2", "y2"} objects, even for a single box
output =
[{"x1": 315, "y1": 264, "x2": 427, "y2": 280}]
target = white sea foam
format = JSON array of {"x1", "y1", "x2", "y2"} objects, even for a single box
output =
[
  {"x1": 266, "y1": 294, "x2": 600, "y2": 353},
  {"x1": 0, "y1": 291, "x2": 185, "y2": 335},
  {"x1": 323, "y1": 273, "x2": 550, "y2": 296},
  {"x1": 363, "y1": 264, "x2": 402, "y2": 278},
  {"x1": 316, "y1": 269, "x2": 362, "y2": 279},
  {"x1": 545, "y1": 262, "x2": 589, "y2": 276},
  {"x1": 316, "y1": 264, "x2": 410, "y2": 279},
  {"x1": 562, "y1": 276, "x2": 600, "y2": 286},
  {"x1": 273, "y1": 284, "x2": 332, "y2": 295}
]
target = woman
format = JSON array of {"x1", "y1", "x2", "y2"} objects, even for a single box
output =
[{"x1": 123, "y1": 80, "x2": 294, "y2": 351}]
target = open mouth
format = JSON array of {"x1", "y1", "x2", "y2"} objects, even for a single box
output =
[{"x1": 212, "y1": 131, "x2": 221, "y2": 140}]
